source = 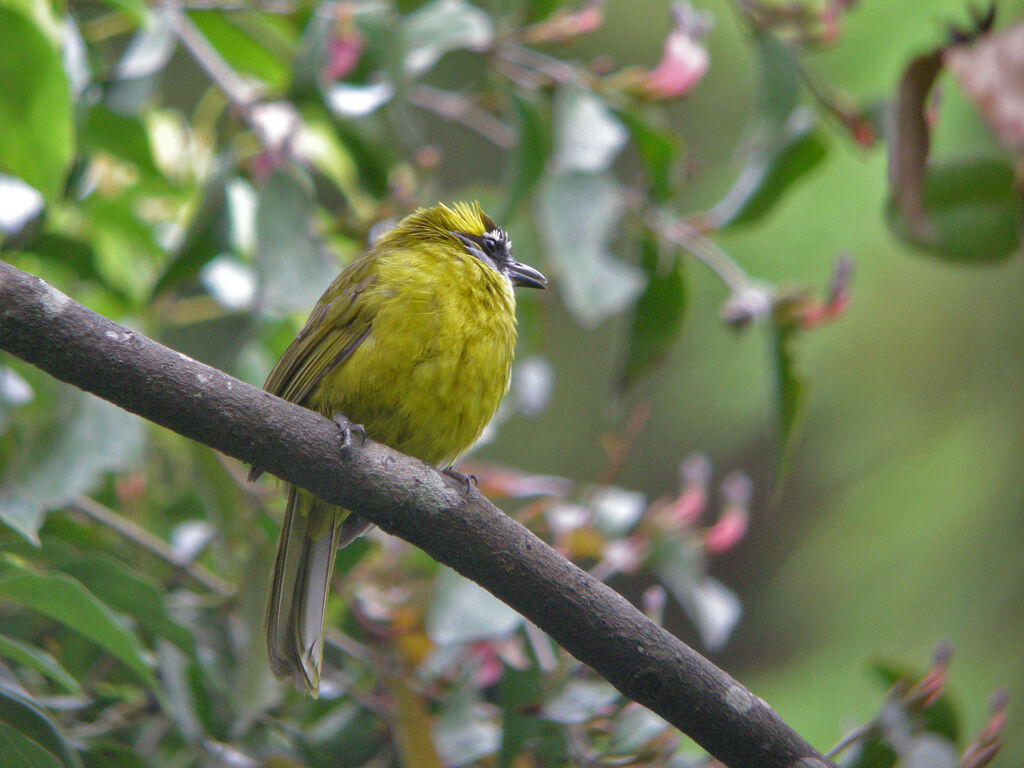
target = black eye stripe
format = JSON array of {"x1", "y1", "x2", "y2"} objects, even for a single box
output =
[{"x1": 457, "y1": 228, "x2": 511, "y2": 262}]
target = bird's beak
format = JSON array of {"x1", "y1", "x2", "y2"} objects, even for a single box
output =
[{"x1": 507, "y1": 260, "x2": 547, "y2": 289}]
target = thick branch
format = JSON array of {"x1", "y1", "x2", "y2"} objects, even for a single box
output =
[{"x1": 0, "y1": 260, "x2": 837, "y2": 768}]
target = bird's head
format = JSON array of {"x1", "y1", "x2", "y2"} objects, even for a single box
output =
[{"x1": 399, "y1": 202, "x2": 547, "y2": 290}]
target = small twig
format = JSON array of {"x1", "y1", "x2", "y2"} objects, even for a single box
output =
[
  {"x1": 825, "y1": 722, "x2": 873, "y2": 758},
  {"x1": 165, "y1": 4, "x2": 260, "y2": 109},
  {"x1": 498, "y1": 42, "x2": 579, "y2": 85},
  {"x1": 409, "y1": 85, "x2": 516, "y2": 149},
  {"x1": 69, "y1": 496, "x2": 235, "y2": 597},
  {"x1": 597, "y1": 401, "x2": 651, "y2": 486},
  {"x1": 649, "y1": 209, "x2": 753, "y2": 294}
]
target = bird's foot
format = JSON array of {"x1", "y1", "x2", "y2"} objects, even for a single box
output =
[
  {"x1": 443, "y1": 466, "x2": 477, "y2": 493},
  {"x1": 332, "y1": 413, "x2": 366, "y2": 449}
]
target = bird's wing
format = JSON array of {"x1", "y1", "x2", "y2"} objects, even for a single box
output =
[{"x1": 263, "y1": 262, "x2": 378, "y2": 407}]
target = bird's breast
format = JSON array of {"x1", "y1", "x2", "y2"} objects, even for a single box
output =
[{"x1": 310, "y1": 255, "x2": 518, "y2": 466}]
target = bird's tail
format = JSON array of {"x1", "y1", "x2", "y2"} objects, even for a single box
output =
[{"x1": 266, "y1": 487, "x2": 342, "y2": 695}]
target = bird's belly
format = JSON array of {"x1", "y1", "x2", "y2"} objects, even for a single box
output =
[{"x1": 309, "y1": 303, "x2": 515, "y2": 466}]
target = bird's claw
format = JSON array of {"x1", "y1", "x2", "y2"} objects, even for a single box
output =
[
  {"x1": 332, "y1": 414, "x2": 366, "y2": 449},
  {"x1": 443, "y1": 466, "x2": 477, "y2": 493}
]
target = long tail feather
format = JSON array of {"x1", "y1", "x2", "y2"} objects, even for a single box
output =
[{"x1": 266, "y1": 487, "x2": 343, "y2": 696}]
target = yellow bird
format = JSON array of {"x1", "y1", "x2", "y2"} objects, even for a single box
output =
[{"x1": 250, "y1": 202, "x2": 546, "y2": 694}]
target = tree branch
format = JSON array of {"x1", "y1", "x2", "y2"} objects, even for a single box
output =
[{"x1": 0, "y1": 260, "x2": 837, "y2": 768}]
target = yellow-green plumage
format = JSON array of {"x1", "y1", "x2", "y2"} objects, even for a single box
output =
[{"x1": 253, "y1": 202, "x2": 545, "y2": 694}]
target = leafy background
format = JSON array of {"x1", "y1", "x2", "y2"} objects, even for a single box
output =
[{"x1": 0, "y1": 0, "x2": 1020, "y2": 766}]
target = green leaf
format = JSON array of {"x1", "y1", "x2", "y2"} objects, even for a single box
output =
[
  {"x1": 0, "y1": 390, "x2": 144, "y2": 543},
  {"x1": 755, "y1": 34, "x2": 801, "y2": 125},
  {"x1": 79, "y1": 106, "x2": 160, "y2": 175},
  {"x1": 434, "y1": 689, "x2": 501, "y2": 766},
  {"x1": 0, "y1": 570, "x2": 159, "y2": 693},
  {"x1": 710, "y1": 109, "x2": 827, "y2": 228},
  {"x1": 401, "y1": 0, "x2": 494, "y2": 76},
  {"x1": 82, "y1": 740, "x2": 151, "y2": 768},
  {"x1": 0, "y1": 684, "x2": 83, "y2": 768},
  {"x1": 871, "y1": 661, "x2": 960, "y2": 743},
  {"x1": 426, "y1": 566, "x2": 522, "y2": 644},
  {"x1": 0, "y1": 721, "x2": 63, "y2": 768},
  {"x1": 59, "y1": 557, "x2": 197, "y2": 657},
  {"x1": 618, "y1": 234, "x2": 687, "y2": 390},
  {"x1": 254, "y1": 167, "x2": 337, "y2": 314},
  {"x1": 188, "y1": 10, "x2": 291, "y2": 89},
  {"x1": 769, "y1": 311, "x2": 807, "y2": 478},
  {"x1": 536, "y1": 171, "x2": 645, "y2": 327},
  {"x1": 0, "y1": 633, "x2": 84, "y2": 696},
  {"x1": 616, "y1": 108, "x2": 680, "y2": 202},
  {"x1": 0, "y1": 7, "x2": 73, "y2": 203},
  {"x1": 93, "y1": 0, "x2": 150, "y2": 24},
  {"x1": 151, "y1": 172, "x2": 232, "y2": 297},
  {"x1": 297, "y1": 106, "x2": 377, "y2": 219},
  {"x1": 498, "y1": 90, "x2": 549, "y2": 222},
  {"x1": 885, "y1": 158, "x2": 1021, "y2": 263}
]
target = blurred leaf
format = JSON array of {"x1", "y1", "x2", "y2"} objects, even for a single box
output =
[
  {"x1": 93, "y1": 0, "x2": 149, "y2": 24},
  {"x1": 498, "y1": 90, "x2": 549, "y2": 222},
  {"x1": 522, "y1": 0, "x2": 560, "y2": 22},
  {"x1": 0, "y1": 633, "x2": 84, "y2": 696},
  {"x1": 387, "y1": 675, "x2": 445, "y2": 768},
  {"x1": 605, "y1": 705, "x2": 671, "y2": 755},
  {"x1": 618, "y1": 234, "x2": 687, "y2": 390},
  {"x1": 434, "y1": 689, "x2": 501, "y2": 767},
  {"x1": 0, "y1": 684, "x2": 83, "y2": 768},
  {"x1": 755, "y1": 34, "x2": 801, "y2": 124},
  {"x1": 536, "y1": 171, "x2": 645, "y2": 327},
  {"x1": 0, "y1": 174, "x2": 45, "y2": 239},
  {"x1": 401, "y1": 0, "x2": 494, "y2": 76},
  {"x1": 79, "y1": 106, "x2": 160, "y2": 175},
  {"x1": 871, "y1": 661, "x2": 960, "y2": 743},
  {"x1": 946, "y1": 21, "x2": 1024, "y2": 153},
  {"x1": 426, "y1": 566, "x2": 522, "y2": 644},
  {"x1": 540, "y1": 678, "x2": 619, "y2": 723},
  {"x1": 296, "y1": 107, "x2": 376, "y2": 218},
  {"x1": 552, "y1": 85, "x2": 627, "y2": 173},
  {"x1": 710, "y1": 109, "x2": 827, "y2": 229},
  {"x1": 0, "y1": 720, "x2": 64, "y2": 768},
  {"x1": 885, "y1": 158, "x2": 1021, "y2": 263},
  {"x1": 590, "y1": 486, "x2": 647, "y2": 537},
  {"x1": 903, "y1": 735, "x2": 958, "y2": 768},
  {"x1": 111, "y1": 8, "x2": 175, "y2": 81},
  {"x1": 189, "y1": 10, "x2": 290, "y2": 89},
  {"x1": 229, "y1": 539, "x2": 281, "y2": 733},
  {"x1": 770, "y1": 309, "x2": 807, "y2": 476},
  {"x1": 324, "y1": 79, "x2": 395, "y2": 117},
  {"x1": 19, "y1": 233, "x2": 105, "y2": 287},
  {"x1": 59, "y1": 557, "x2": 197, "y2": 657},
  {"x1": 156, "y1": 640, "x2": 202, "y2": 743},
  {"x1": 888, "y1": 46, "x2": 944, "y2": 239},
  {"x1": 616, "y1": 108, "x2": 680, "y2": 202},
  {"x1": 254, "y1": 167, "x2": 337, "y2": 314},
  {"x1": 845, "y1": 737, "x2": 898, "y2": 768},
  {"x1": 151, "y1": 173, "x2": 231, "y2": 297},
  {"x1": 653, "y1": 537, "x2": 740, "y2": 651},
  {"x1": 0, "y1": 390, "x2": 144, "y2": 543},
  {"x1": 0, "y1": 570, "x2": 160, "y2": 693},
  {"x1": 82, "y1": 740, "x2": 151, "y2": 768},
  {"x1": 0, "y1": 7, "x2": 73, "y2": 203}
]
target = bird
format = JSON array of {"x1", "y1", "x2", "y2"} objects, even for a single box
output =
[{"x1": 249, "y1": 201, "x2": 546, "y2": 694}]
